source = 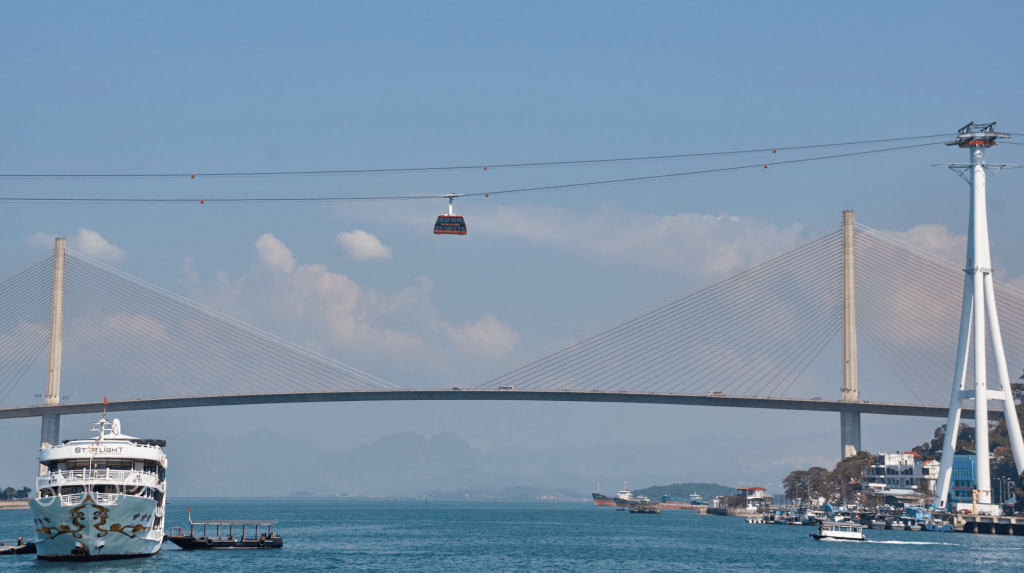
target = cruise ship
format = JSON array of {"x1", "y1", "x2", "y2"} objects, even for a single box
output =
[{"x1": 31, "y1": 415, "x2": 167, "y2": 561}]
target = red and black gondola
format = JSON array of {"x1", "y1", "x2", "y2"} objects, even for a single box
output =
[{"x1": 434, "y1": 215, "x2": 467, "y2": 235}]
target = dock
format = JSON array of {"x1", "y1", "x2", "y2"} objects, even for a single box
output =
[{"x1": 952, "y1": 514, "x2": 1024, "y2": 535}]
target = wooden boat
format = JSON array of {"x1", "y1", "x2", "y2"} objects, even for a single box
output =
[{"x1": 165, "y1": 510, "x2": 282, "y2": 550}]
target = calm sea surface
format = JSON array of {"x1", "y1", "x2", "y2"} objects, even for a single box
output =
[{"x1": 2, "y1": 499, "x2": 1023, "y2": 572}]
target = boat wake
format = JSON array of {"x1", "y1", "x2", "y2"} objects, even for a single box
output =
[{"x1": 866, "y1": 540, "x2": 958, "y2": 546}]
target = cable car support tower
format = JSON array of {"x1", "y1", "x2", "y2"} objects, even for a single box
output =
[{"x1": 934, "y1": 122, "x2": 1024, "y2": 511}]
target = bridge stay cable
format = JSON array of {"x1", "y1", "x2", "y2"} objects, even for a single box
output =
[
  {"x1": 32, "y1": 249, "x2": 404, "y2": 405},
  {"x1": 0, "y1": 255, "x2": 59, "y2": 406},
  {"x1": 467, "y1": 225, "x2": 847, "y2": 397}
]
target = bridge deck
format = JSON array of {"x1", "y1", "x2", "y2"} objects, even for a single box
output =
[{"x1": 0, "y1": 390, "x2": 969, "y2": 420}]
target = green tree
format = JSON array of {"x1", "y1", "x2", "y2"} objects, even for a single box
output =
[
  {"x1": 783, "y1": 470, "x2": 807, "y2": 503},
  {"x1": 829, "y1": 450, "x2": 876, "y2": 503},
  {"x1": 805, "y1": 467, "x2": 830, "y2": 502}
]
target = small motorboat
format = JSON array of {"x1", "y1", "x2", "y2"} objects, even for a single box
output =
[
  {"x1": 0, "y1": 538, "x2": 36, "y2": 556},
  {"x1": 629, "y1": 504, "x2": 660, "y2": 514},
  {"x1": 810, "y1": 521, "x2": 866, "y2": 542},
  {"x1": 887, "y1": 519, "x2": 906, "y2": 531},
  {"x1": 869, "y1": 518, "x2": 888, "y2": 530}
]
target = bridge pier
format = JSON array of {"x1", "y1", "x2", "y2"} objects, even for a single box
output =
[
  {"x1": 840, "y1": 210, "x2": 861, "y2": 459},
  {"x1": 39, "y1": 238, "x2": 65, "y2": 475}
]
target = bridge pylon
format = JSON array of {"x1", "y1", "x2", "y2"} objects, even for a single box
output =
[
  {"x1": 39, "y1": 237, "x2": 64, "y2": 475},
  {"x1": 840, "y1": 210, "x2": 860, "y2": 459},
  {"x1": 934, "y1": 123, "x2": 1024, "y2": 511}
]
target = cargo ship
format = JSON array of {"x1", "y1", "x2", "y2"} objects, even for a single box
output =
[
  {"x1": 594, "y1": 484, "x2": 710, "y2": 511},
  {"x1": 658, "y1": 492, "x2": 709, "y2": 510},
  {"x1": 592, "y1": 482, "x2": 635, "y2": 507}
]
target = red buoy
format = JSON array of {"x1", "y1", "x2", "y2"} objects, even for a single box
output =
[{"x1": 190, "y1": 174, "x2": 195, "y2": 179}]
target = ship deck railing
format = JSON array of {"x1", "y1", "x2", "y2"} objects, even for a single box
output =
[
  {"x1": 183, "y1": 519, "x2": 278, "y2": 541},
  {"x1": 40, "y1": 468, "x2": 158, "y2": 482},
  {"x1": 57, "y1": 492, "x2": 119, "y2": 506}
]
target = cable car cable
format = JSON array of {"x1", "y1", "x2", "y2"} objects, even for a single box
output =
[
  {"x1": 0, "y1": 134, "x2": 951, "y2": 180},
  {"x1": 0, "y1": 140, "x2": 950, "y2": 204}
]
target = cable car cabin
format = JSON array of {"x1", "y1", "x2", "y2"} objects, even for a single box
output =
[{"x1": 434, "y1": 215, "x2": 467, "y2": 235}]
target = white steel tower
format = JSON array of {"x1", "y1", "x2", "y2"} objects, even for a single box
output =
[{"x1": 933, "y1": 122, "x2": 1024, "y2": 511}]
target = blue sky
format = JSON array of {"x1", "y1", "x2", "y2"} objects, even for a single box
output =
[{"x1": 2, "y1": 2, "x2": 1024, "y2": 490}]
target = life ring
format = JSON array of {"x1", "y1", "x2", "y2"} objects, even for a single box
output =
[
  {"x1": 205, "y1": 538, "x2": 214, "y2": 546},
  {"x1": 258, "y1": 540, "x2": 265, "y2": 548}
]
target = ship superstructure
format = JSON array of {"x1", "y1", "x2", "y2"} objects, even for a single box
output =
[{"x1": 32, "y1": 415, "x2": 167, "y2": 561}]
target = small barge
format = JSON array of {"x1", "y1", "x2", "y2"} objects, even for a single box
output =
[{"x1": 165, "y1": 511, "x2": 282, "y2": 550}]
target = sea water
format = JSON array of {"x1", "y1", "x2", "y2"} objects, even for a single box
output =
[{"x1": 2, "y1": 499, "x2": 1023, "y2": 571}]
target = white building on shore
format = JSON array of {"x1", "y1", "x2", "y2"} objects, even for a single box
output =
[{"x1": 860, "y1": 452, "x2": 938, "y2": 494}]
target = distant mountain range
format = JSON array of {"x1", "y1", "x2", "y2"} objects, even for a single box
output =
[{"x1": 163, "y1": 428, "x2": 815, "y2": 498}]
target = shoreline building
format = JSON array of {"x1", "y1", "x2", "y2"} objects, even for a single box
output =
[
  {"x1": 735, "y1": 487, "x2": 773, "y2": 510},
  {"x1": 860, "y1": 452, "x2": 939, "y2": 494},
  {"x1": 950, "y1": 450, "x2": 978, "y2": 509}
]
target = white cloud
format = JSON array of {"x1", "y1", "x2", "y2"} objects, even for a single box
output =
[
  {"x1": 875, "y1": 224, "x2": 966, "y2": 264},
  {"x1": 26, "y1": 232, "x2": 56, "y2": 248},
  {"x1": 255, "y1": 233, "x2": 296, "y2": 273},
  {"x1": 182, "y1": 234, "x2": 520, "y2": 364},
  {"x1": 26, "y1": 229, "x2": 126, "y2": 263},
  {"x1": 336, "y1": 230, "x2": 392, "y2": 261},
  {"x1": 444, "y1": 315, "x2": 522, "y2": 358},
  {"x1": 460, "y1": 206, "x2": 805, "y2": 277}
]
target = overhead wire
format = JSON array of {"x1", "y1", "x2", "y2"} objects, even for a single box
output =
[
  {"x1": 0, "y1": 142, "x2": 946, "y2": 204},
  {"x1": 0, "y1": 134, "x2": 953, "y2": 180}
]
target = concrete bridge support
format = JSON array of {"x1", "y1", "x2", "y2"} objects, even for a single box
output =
[
  {"x1": 840, "y1": 210, "x2": 861, "y2": 458},
  {"x1": 39, "y1": 238, "x2": 64, "y2": 475}
]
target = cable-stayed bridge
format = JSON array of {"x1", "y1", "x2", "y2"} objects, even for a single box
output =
[{"x1": 3, "y1": 212, "x2": 1024, "y2": 456}]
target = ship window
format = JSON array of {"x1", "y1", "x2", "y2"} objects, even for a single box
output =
[
  {"x1": 144, "y1": 464, "x2": 158, "y2": 474},
  {"x1": 104, "y1": 459, "x2": 133, "y2": 470}
]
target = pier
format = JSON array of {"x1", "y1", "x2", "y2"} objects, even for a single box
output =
[{"x1": 952, "y1": 514, "x2": 1024, "y2": 535}]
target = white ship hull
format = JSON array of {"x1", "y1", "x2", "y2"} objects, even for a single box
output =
[{"x1": 32, "y1": 493, "x2": 163, "y2": 560}]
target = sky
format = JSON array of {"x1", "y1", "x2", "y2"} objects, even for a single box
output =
[{"x1": 2, "y1": 1, "x2": 1024, "y2": 492}]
